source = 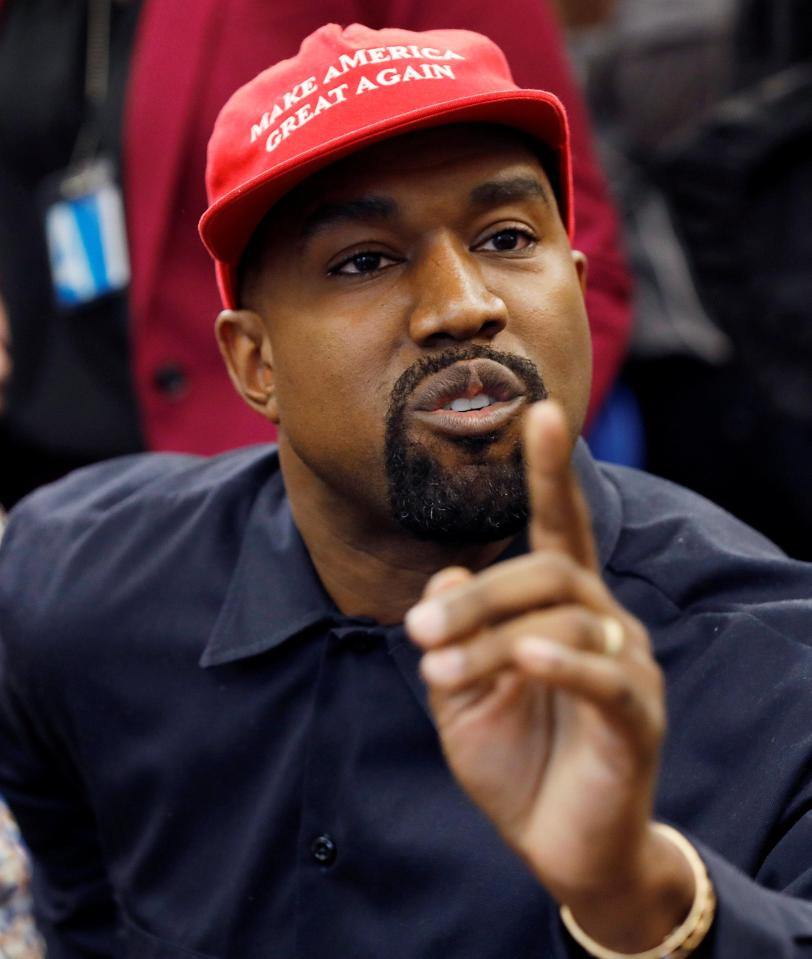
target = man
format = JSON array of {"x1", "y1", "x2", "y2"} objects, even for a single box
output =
[
  {"x1": 0, "y1": 0, "x2": 629, "y2": 506},
  {"x1": 1, "y1": 22, "x2": 811, "y2": 959},
  {"x1": 0, "y1": 800, "x2": 43, "y2": 958}
]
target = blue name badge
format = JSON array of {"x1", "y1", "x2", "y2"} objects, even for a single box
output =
[{"x1": 41, "y1": 158, "x2": 130, "y2": 309}]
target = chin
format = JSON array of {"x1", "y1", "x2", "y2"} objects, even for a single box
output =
[{"x1": 387, "y1": 440, "x2": 529, "y2": 544}]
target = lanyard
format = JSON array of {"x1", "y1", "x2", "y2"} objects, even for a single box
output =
[
  {"x1": 70, "y1": 0, "x2": 112, "y2": 172},
  {"x1": 40, "y1": 0, "x2": 130, "y2": 308}
]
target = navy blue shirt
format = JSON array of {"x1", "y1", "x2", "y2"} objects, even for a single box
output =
[{"x1": 1, "y1": 442, "x2": 812, "y2": 958}]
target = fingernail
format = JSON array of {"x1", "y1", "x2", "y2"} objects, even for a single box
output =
[
  {"x1": 533, "y1": 399, "x2": 562, "y2": 420},
  {"x1": 405, "y1": 602, "x2": 447, "y2": 644},
  {"x1": 421, "y1": 647, "x2": 467, "y2": 684}
]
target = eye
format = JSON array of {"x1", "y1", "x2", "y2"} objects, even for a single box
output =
[
  {"x1": 328, "y1": 251, "x2": 399, "y2": 276},
  {"x1": 475, "y1": 227, "x2": 537, "y2": 253}
]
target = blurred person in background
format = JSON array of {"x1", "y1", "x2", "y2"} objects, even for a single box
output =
[
  {"x1": 564, "y1": 0, "x2": 812, "y2": 559},
  {"x1": 0, "y1": 505, "x2": 41, "y2": 959},
  {"x1": 0, "y1": 0, "x2": 631, "y2": 510},
  {"x1": 551, "y1": 0, "x2": 618, "y2": 30},
  {"x1": 0, "y1": 492, "x2": 42, "y2": 958},
  {"x1": 0, "y1": 802, "x2": 44, "y2": 959}
]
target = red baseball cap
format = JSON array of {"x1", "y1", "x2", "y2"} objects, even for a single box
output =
[{"x1": 199, "y1": 23, "x2": 573, "y2": 309}]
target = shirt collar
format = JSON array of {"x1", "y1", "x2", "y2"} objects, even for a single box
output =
[
  {"x1": 200, "y1": 467, "x2": 338, "y2": 667},
  {"x1": 574, "y1": 438, "x2": 623, "y2": 569},
  {"x1": 200, "y1": 439, "x2": 621, "y2": 668}
]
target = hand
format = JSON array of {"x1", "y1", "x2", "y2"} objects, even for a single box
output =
[
  {"x1": 406, "y1": 401, "x2": 694, "y2": 953},
  {"x1": 0, "y1": 293, "x2": 10, "y2": 416}
]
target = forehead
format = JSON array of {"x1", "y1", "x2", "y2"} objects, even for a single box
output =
[
  {"x1": 274, "y1": 124, "x2": 558, "y2": 226},
  {"x1": 237, "y1": 125, "x2": 565, "y2": 305}
]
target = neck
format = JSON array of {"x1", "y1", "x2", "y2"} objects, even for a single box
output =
[{"x1": 281, "y1": 448, "x2": 512, "y2": 624}]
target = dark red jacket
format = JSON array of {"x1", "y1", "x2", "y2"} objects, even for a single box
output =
[{"x1": 126, "y1": 0, "x2": 631, "y2": 452}]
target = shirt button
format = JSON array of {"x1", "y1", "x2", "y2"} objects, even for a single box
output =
[
  {"x1": 310, "y1": 834, "x2": 337, "y2": 866},
  {"x1": 152, "y1": 363, "x2": 187, "y2": 399}
]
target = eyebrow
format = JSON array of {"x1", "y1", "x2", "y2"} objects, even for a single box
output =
[
  {"x1": 469, "y1": 175, "x2": 550, "y2": 209},
  {"x1": 296, "y1": 174, "x2": 550, "y2": 245},
  {"x1": 299, "y1": 196, "x2": 398, "y2": 243}
]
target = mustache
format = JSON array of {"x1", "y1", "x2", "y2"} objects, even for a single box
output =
[{"x1": 386, "y1": 345, "x2": 548, "y2": 419}]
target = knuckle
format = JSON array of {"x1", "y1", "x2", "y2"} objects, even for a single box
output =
[
  {"x1": 463, "y1": 584, "x2": 494, "y2": 625},
  {"x1": 531, "y1": 550, "x2": 578, "y2": 595},
  {"x1": 649, "y1": 703, "x2": 667, "y2": 742},
  {"x1": 446, "y1": 583, "x2": 487, "y2": 628},
  {"x1": 611, "y1": 678, "x2": 636, "y2": 711},
  {"x1": 442, "y1": 565, "x2": 472, "y2": 583},
  {"x1": 628, "y1": 619, "x2": 650, "y2": 649},
  {"x1": 638, "y1": 703, "x2": 667, "y2": 759},
  {"x1": 466, "y1": 627, "x2": 516, "y2": 681},
  {"x1": 570, "y1": 607, "x2": 597, "y2": 650},
  {"x1": 637, "y1": 656, "x2": 665, "y2": 695},
  {"x1": 427, "y1": 566, "x2": 470, "y2": 596},
  {"x1": 466, "y1": 630, "x2": 496, "y2": 673}
]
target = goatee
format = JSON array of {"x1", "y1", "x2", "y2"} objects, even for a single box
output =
[{"x1": 384, "y1": 345, "x2": 548, "y2": 543}]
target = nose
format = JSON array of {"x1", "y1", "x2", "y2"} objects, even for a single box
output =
[{"x1": 407, "y1": 234, "x2": 509, "y2": 346}]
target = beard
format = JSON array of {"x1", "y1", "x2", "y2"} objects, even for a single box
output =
[{"x1": 384, "y1": 345, "x2": 548, "y2": 543}]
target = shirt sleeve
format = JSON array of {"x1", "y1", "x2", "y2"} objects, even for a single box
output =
[
  {"x1": 694, "y1": 835, "x2": 812, "y2": 958},
  {"x1": 358, "y1": 0, "x2": 633, "y2": 422},
  {"x1": 0, "y1": 595, "x2": 118, "y2": 958},
  {"x1": 0, "y1": 799, "x2": 45, "y2": 958},
  {"x1": 556, "y1": 831, "x2": 812, "y2": 959}
]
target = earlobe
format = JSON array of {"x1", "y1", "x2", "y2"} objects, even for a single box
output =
[
  {"x1": 214, "y1": 309, "x2": 279, "y2": 423},
  {"x1": 571, "y1": 250, "x2": 588, "y2": 296}
]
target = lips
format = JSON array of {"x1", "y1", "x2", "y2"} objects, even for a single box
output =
[{"x1": 408, "y1": 358, "x2": 528, "y2": 438}]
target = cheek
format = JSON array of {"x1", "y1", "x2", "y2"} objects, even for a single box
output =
[
  {"x1": 269, "y1": 280, "x2": 406, "y2": 412},
  {"x1": 546, "y1": 299, "x2": 591, "y2": 431},
  {"x1": 506, "y1": 263, "x2": 592, "y2": 431},
  {"x1": 269, "y1": 322, "x2": 394, "y2": 456}
]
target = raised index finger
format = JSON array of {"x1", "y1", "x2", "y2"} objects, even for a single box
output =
[{"x1": 523, "y1": 400, "x2": 598, "y2": 571}]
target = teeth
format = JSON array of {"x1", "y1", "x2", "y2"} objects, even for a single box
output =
[{"x1": 445, "y1": 394, "x2": 495, "y2": 412}]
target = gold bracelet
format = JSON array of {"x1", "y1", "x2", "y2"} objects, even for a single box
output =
[{"x1": 560, "y1": 823, "x2": 717, "y2": 959}]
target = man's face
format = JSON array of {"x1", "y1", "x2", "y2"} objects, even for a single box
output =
[{"x1": 241, "y1": 125, "x2": 591, "y2": 541}]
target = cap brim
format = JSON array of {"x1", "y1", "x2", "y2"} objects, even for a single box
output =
[{"x1": 199, "y1": 90, "x2": 571, "y2": 309}]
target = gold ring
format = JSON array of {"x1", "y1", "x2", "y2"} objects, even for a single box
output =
[{"x1": 599, "y1": 616, "x2": 625, "y2": 657}]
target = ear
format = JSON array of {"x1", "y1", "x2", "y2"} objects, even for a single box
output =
[
  {"x1": 571, "y1": 250, "x2": 588, "y2": 296},
  {"x1": 214, "y1": 309, "x2": 280, "y2": 424}
]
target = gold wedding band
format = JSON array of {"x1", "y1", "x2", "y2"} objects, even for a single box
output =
[{"x1": 599, "y1": 616, "x2": 625, "y2": 657}]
